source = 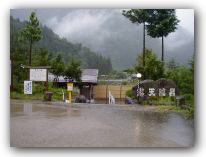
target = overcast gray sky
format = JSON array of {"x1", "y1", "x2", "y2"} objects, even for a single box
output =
[
  {"x1": 11, "y1": 9, "x2": 194, "y2": 69},
  {"x1": 176, "y1": 9, "x2": 194, "y2": 34}
]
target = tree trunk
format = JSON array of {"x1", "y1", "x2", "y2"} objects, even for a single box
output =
[
  {"x1": 143, "y1": 22, "x2": 146, "y2": 79},
  {"x1": 143, "y1": 22, "x2": 145, "y2": 67},
  {"x1": 161, "y1": 36, "x2": 164, "y2": 62},
  {"x1": 29, "y1": 39, "x2": 32, "y2": 66}
]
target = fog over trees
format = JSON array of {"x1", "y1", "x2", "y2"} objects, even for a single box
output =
[{"x1": 11, "y1": 9, "x2": 194, "y2": 70}]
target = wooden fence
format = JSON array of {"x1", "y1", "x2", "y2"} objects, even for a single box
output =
[{"x1": 93, "y1": 85, "x2": 133, "y2": 99}]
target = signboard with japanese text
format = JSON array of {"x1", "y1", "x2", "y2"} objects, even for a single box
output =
[
  {"x1": 67, "y1": 83, "x2": 73, "y2": 91},
  {"x1": 136, "y1": 87, "x2": 176, "y2": 97},
  {"x1": 24, "y1": 81, "x2": 32, "y2": 94},
  {"x1": 30, "y1": 69, "x2": 47, "y2": 81}
]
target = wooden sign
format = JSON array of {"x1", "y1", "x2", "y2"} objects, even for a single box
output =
[{"x1": 30, "y1": 69, "x2": 47, "y2": 81}]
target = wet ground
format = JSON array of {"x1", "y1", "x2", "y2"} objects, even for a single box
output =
[{"x1": 10, "y1": 100, "x2": 194, "y2": 147}]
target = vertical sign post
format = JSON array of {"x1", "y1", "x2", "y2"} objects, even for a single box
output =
[
  {"x1": 45, "y1": 69, "x2": 48, "y2": 92},
  {"x1": 66, "y1": 83, "x2": 73, "y2": 103},
  {"x1": 24, "y1": 81, "x2": 32, "y2": 94}
]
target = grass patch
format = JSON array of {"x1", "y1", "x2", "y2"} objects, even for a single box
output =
[
  {"x1": 143, "y1": 96, "x2": 194, "y2": 119},
  {"x1": 10, "y1": 91, "x2": 43, "y2": 100},
  {"x1": 10, "y1": 82, "x2": 79, "y2": 101},
  {"x1": 155, "y1": 105, "x2": 194, "y2": 119}
]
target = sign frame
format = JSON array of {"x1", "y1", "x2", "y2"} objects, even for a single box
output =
[
  {"x1": 30, "y1": 68, "x2": 47, "y2": 82},
  {"x1": 24, "y1": 80, "x2": 32, "y2": 94}
]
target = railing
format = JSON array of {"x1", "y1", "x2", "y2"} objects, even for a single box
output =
[{"x1": 108, "y1": 91, "x2": 115, "y2": 104}]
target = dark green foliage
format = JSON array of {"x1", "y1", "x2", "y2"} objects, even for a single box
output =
[
  {"x1": 122, "y1": 9, "x2": 152, "y2": 75},
  {"x1": 123, "y1": 9, "x2": 179, "y2": 63},
  {"x1": 38, "y1": 25, "x2": 81, "y2": 57},
  {"x1": 125, "y1": 89, "x2": 136, "y2": 99},
  {"x1": 50, "y1": 54, "x2": 65, "y2": 77},
  {"x1": 11, "y1": 16, "x2": 112, "y2": 75},
  {"x1": 33, "y1": 82, "x2": 45, "y2": 94},
  {"x1": 64, "y1": 58, "x2": 82, "y2": 82},
  {"x1": 10, "y1": 26, "x2": 28, "y2": 90},
  {"x1": 10, "y1": 15, "x2": 113, "y2": 91},
  {"x1": 20, "y1": 12, "x2": 42, "y2": 42},
  {"x1": 134, "y1": 49, "x2": 164, "y2": 80},
  {"x1": 20, "y1": 12, "x2": 42, "y2": 65},
  {"x1": 166, "y1": 66, "x2": 194, "y2": 95},
  {"x1": 146, "y1": 9, "x2": 179, "y2": 61},
  {"x1": 32, "y1": 48, "x2": 53, "y2": 66},
  {"x1": 122, "y1": 9, "x2": 151, "y2": 24},
  {"x1": 165, "y1": 55, "x2": 194, "y2": 95},
  {"x1": 146, "y1": 9, "x2": 179, "y2": 38}
]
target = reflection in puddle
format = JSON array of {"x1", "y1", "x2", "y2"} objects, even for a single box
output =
[
  {"x1": 67, "y1": 107, "x2": 81, "y2": 116},
  {"x1": 23, "y1": 103, "x2": 32, "y2": 114},
  {"x1": 10, "y1": 100, "x2": 194, "y2": 147},
  {"x1": 20, "y1": 102, "x2": 82, "y2": 117}
]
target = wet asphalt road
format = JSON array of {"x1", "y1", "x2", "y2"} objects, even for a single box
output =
[{"x1": 10, "y1": 100, "x2": 194, "y2": 147}]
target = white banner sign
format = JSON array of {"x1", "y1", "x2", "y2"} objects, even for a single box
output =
[
  {"x1": 30, "y1": 69, "x2": 47, "y2": 81},
  {"x1": 24, "y1": 81, "x2": 32, "y2": 94}
]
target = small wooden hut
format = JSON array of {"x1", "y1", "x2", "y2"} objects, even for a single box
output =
[
  {"x1": 48, "y1": 69, "x2": 99, "y2": 102},
  {"x1": 78, "y1": 69, "x2": 99, "y2": 102}
]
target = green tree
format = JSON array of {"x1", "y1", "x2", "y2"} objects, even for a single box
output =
[
  {"x1": 165, "y1": 54, "x2": 194, "y2": 95},
  {"x1": 10, "y1": 21, "x2": 28, "y2": 90},
  {"x1": 146, "y1": 9, "x2": 179, "y2": 62},
  {"x1": 20, "y1": 12, "x2": 42, "y2": 65},
  {"x1": 64, "y1": 58, "x2": 82, "y2": 82},
  {"x1": 32, "y1": 48, "x2": 53, "y2": 66},
  {"x1": 51, "y1": 54, "x2": 65, "y2": 78},
  {"x1": 134, "y1": 49, "x2": 164, "y2": 80},
  {"x1": 166, "y1": 66, "x2": 193, "y2": 94},
  {"x1": 189, "y1": 54, "x2": 194, "y2": 75},
  {"x1": 11, "y1": 17, "x2": 112, "y2": 75},
  {"x1": 122, "y1": 9, "x2": 152, "y2": 78}
]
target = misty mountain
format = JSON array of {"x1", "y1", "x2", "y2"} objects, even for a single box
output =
[
  {"x1": 10, "y1": 16, "x2": 113, "y2": 75},
  {"x1": 11, "y1": 9, "x2": 194, "y2": 70}
]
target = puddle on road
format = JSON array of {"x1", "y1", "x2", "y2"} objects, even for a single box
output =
[
  {"x1": 10, "y1": 100, "x2": 194, "y2": 147},
  {"x1": 11, "y1": 102, "x2": 81, "y2": 117}
]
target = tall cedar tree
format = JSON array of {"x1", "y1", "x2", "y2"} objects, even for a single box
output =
[
  {"x1": 122, "y1": 9, "x2": 151, "y2": 79},
  {"x1": 20, "y1": 12, "x2": 42, "y2": 65},
  {"x1": 146, "y1": 9, "x2": 179, "y2": 62}
]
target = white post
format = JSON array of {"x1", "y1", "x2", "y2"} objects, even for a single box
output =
[
  {"x1": 136, "y1": 73, "x2": 142, "y2": 103},
  {"x1": 108, "y1": 91, "x2": 115, "y2": 104}
]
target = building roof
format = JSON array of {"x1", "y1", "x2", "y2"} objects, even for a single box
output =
[
  {"x1": 81, "y1": 69, "x2": 99, "y2": 83},
  {"x1": 48, "y1": 69, "x2": 99, "y2": 83}
]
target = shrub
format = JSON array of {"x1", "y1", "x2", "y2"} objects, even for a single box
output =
[
  {"x1": 14, "y1": 83, "x2": 23, "y2": 93},
  {"x1": 125, "y1": 89, "x2": 136, "y2": 99},
  {"x1": 184, "y1": 94, "x2": 194, "y2": 102},
  {"x1": 33, "y1": 82, "x2": 45, "y2": 94},
  {"x1": 122, "y1": 81, "x2": 128, "y2": 85}
]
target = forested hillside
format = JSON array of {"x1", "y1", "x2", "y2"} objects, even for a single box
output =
[{"x1": 10, "y1": 16, "x2": 113, "y2": 75}]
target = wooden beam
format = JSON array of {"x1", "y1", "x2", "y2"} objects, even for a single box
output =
[{"x1": 23, "y1": 65, "x2": 51, "y2": 69}]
